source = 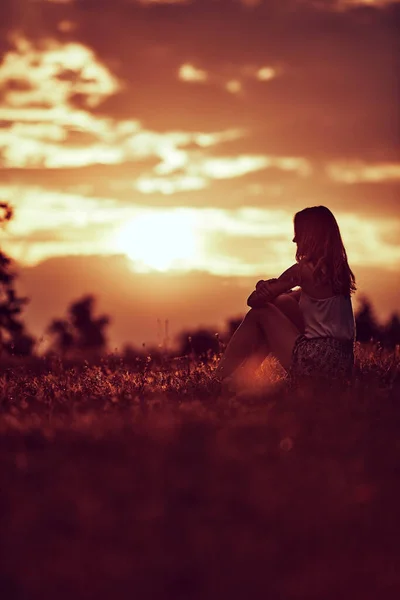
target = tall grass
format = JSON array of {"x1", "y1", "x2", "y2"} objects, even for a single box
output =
[{"x1": 0, "y1": 344, "x2": 399, "y2": 599}]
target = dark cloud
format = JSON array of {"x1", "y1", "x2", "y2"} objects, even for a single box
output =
[
  {"x1": 85, "y1": 2, "x2": 400, "y2": 160},
  {"x1": 207, "y1": 123, "x2": 399, "y2": 163},
  {"x1": 2, "y1": 0, "x2": 398, "y2": 160},
  {"x1": 64, "y1": 128, "x2": 100, "y2": 146},
  {"x1": 7, "y1": 229, "x2": 65, "y2": 244},
  {"x1": 4, "y1": 162, "x2": 398, "y2": 220},
  {"x1": 6, "y1": 223, "x2": 113, "y2": 244},
  {"x1": 117, "y1": 176, "x2": 400, "y2": 220},
  {"x1": 1, "y1": 158, "x2": 160, "y2": 187}
]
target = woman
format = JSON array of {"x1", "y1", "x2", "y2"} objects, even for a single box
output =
[{"x1": 215, "y1": 206, "x2": 356, "y2": 391}]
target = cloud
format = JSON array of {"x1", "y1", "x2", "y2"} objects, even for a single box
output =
[
  {"x1": 178, "y1": 61, "x2": 279, "y2": 93},
  {"x1": 1, "y1": 34, "x2": 296, "y2": 184},
  {"x1": 0, "y1": 33, "x2": 138, "y2": 167},
  {"x1": 0, "y1": 186, "x2": 131, "y2": 264},
  {"x1": 135, "y1": 154, "x2": 312, "y2": 194},
  {"x1": 1, "y1": 5, "x2": 398, "y2": 169},
  {"x1": 326, "y1": 161, "x2": 400, "y2": 183},
  {"x1": 0, "y1": 24, "x2": 317, "y2": 198},
  {"x1": 58, "y1": 0, "x2": 397, "y2": 162},
  {"x1": 0, "y1": 0, "x2": 398, "y2": 290},
  {"x1": 0, "y1": 33, "x2": 119, "y2": 108},
  {"x1": 0, "y1": 35, "x2": 255, "y2": 175},
  {"x1": 2, "y1": 185, "x2": 399, "y2": 279}
]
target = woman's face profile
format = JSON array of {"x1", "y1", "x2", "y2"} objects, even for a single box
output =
[
  {"x1": 293, "y1": 222, "x2": 299, "y2": 245},
  {"x1": 293, "y1": 221, "x2": 303, "y2": 248}
]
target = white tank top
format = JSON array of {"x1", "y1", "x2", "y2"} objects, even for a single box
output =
[{"x1": 299, "y1": 291, "x2": 355, "y2": 341}]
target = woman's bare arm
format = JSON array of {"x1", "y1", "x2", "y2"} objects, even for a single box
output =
[
  {"x1": 247, "y1": 264, "x2": 301, "y2": 307},
  {"x1": 247, "y1": 289, "x2": 268, "y2": 308}
]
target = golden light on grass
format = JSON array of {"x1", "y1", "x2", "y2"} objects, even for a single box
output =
[
  {"x1": 139, "y1": 0, "x2": 191, "y2": 4},
  {"x1": 257, "y1": 67, "x2": 276, "y2": 81},
  {"x1": 337, "y1": 0, "x2": 395, "y2": 7},
  {"x1": 57, "y1": 21, "x2": 77, "y2": 33},
  {"x1": 179, "y1": 63, "x2": 208, "y2": 83},
  {"x1": 226, "y1": 80, "x2": 242, "y2": 94},
  {"x1": 116, "y1": 210, "x2": 201, "y2": 272}
]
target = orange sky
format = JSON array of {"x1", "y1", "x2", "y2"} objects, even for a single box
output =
[{"x1": 1, "y1": 0, "x2": 399, "y2": 350}]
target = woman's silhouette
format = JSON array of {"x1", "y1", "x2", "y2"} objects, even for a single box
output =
[{"x1": 215, "y1": 206, "x2": 356, "y2": 391}]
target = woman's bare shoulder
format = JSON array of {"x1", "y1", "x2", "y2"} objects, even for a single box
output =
[{"x1": 277, "y1": 262, "x2": 302, "y2": 287}]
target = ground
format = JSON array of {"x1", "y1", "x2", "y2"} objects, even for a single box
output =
[{"x1": 0, "y1": 344, "x2": 399, "y2": 600}]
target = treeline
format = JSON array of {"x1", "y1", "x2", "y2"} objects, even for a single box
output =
[
  {"x1": 355, "y1": 297, "x2": 400, "y2": 350},
  {"x1": 0, "y1": 202, "x2": 399, "y2": 362}
]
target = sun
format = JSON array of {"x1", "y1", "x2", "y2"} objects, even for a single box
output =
[{"x1": 116, "y1": 209, "x2": 200, "y2": 272}]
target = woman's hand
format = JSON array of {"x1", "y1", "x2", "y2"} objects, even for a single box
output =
[
  {"x1": 247, "y1": 278, "x2": 278, "y2": 307},
  {"x1": 247, "y1": 290, "x2": 263, "y2": 308},
  {"x1": 255, "y1": 280, "x2": 275, "y2": 301}
]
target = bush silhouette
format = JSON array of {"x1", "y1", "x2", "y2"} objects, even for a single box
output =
[
  {"x1": 177, "y1": 328, "x2": 220, "y2": 359},
  {"x1": 382, "y1": 313, "x2": 400, "y2": 350},
  {"x1": 225, "y1": 316, "x2": 244, "y2": 341},
  {"x1": 48, "y1": 295, "x2": 110, "y2": 357},
  {"x1": 355, "y1": 296, "x2": 381, "y2": 343}
]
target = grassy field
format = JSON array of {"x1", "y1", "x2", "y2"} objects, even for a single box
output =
[{"x1": 1, "y1": 344, "x2": 399, "y2": 600}]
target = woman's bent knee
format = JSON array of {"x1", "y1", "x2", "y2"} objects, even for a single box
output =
[
  {"x1": 247, "y1": 305, "x2": 273, "y2": 317},
  {"x1": 272, "y1": 294, "x2": 304, "y2": 333},
  {"x1": 246, "y1": 305, "x2": 276, "y2": 324},
  {"x1": 273, "y1": 294, "x2": 294, "y2": 308}
]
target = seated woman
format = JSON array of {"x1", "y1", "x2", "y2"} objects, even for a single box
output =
[{"x1": 214, "y1": 205, "x2": 356, "y2": 391}]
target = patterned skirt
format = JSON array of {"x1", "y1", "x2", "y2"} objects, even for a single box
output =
[{"x1": 288, "y1": 335, "x2": 355, "y2": 388}]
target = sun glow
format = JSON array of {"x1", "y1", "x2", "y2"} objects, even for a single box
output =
[{"x1": 116, "y1": 210, "x2": 201, "y2": 272}]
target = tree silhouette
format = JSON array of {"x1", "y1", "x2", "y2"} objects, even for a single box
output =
[
  {"x1": 355, "y1": 296, "x2": 381, "y2": 343},
  {"x1": 382, "y1": 313, "x2": 400, "y2": 350},
  {"x1": 225, "y1": 316, "x2": 244, "y2": 341},
  {"x1": 0, "y1": 203, "x2": 35, "y2": 356},
  {"x1": 70, "y1": 296, "x2": 110, "y2": 351},
  {"x1": 48, "y1": 295, "x2": 110, "y2": 356},
  {"x1": 47, "y1": 319, "x2": 75, "y2": 356}
]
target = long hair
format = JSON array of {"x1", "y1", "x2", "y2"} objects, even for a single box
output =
[{"x1": 294, "y1": 206, "x2": 356, "y2": 296}]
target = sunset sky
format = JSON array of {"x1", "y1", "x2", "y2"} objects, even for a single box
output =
[{"x1": 0, "y1": 0, "x2": 399, "y2": 350}]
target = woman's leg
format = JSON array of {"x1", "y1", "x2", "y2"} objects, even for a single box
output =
[
  {"x1": 251, "y1": 303, "x2": 301, "y2": 371},
  {"x1": 214, "y1": 310, "x2": 269, "y2": 381},
  {"x1": 273, "y1": 293, "x2": 304, "y2": 334},
  {"x1": 216, "y1": 298, "x2": 302, "y2": 381},
  {"x1": 236, "y1": 298, "x2": 303, "y2": 375}
]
